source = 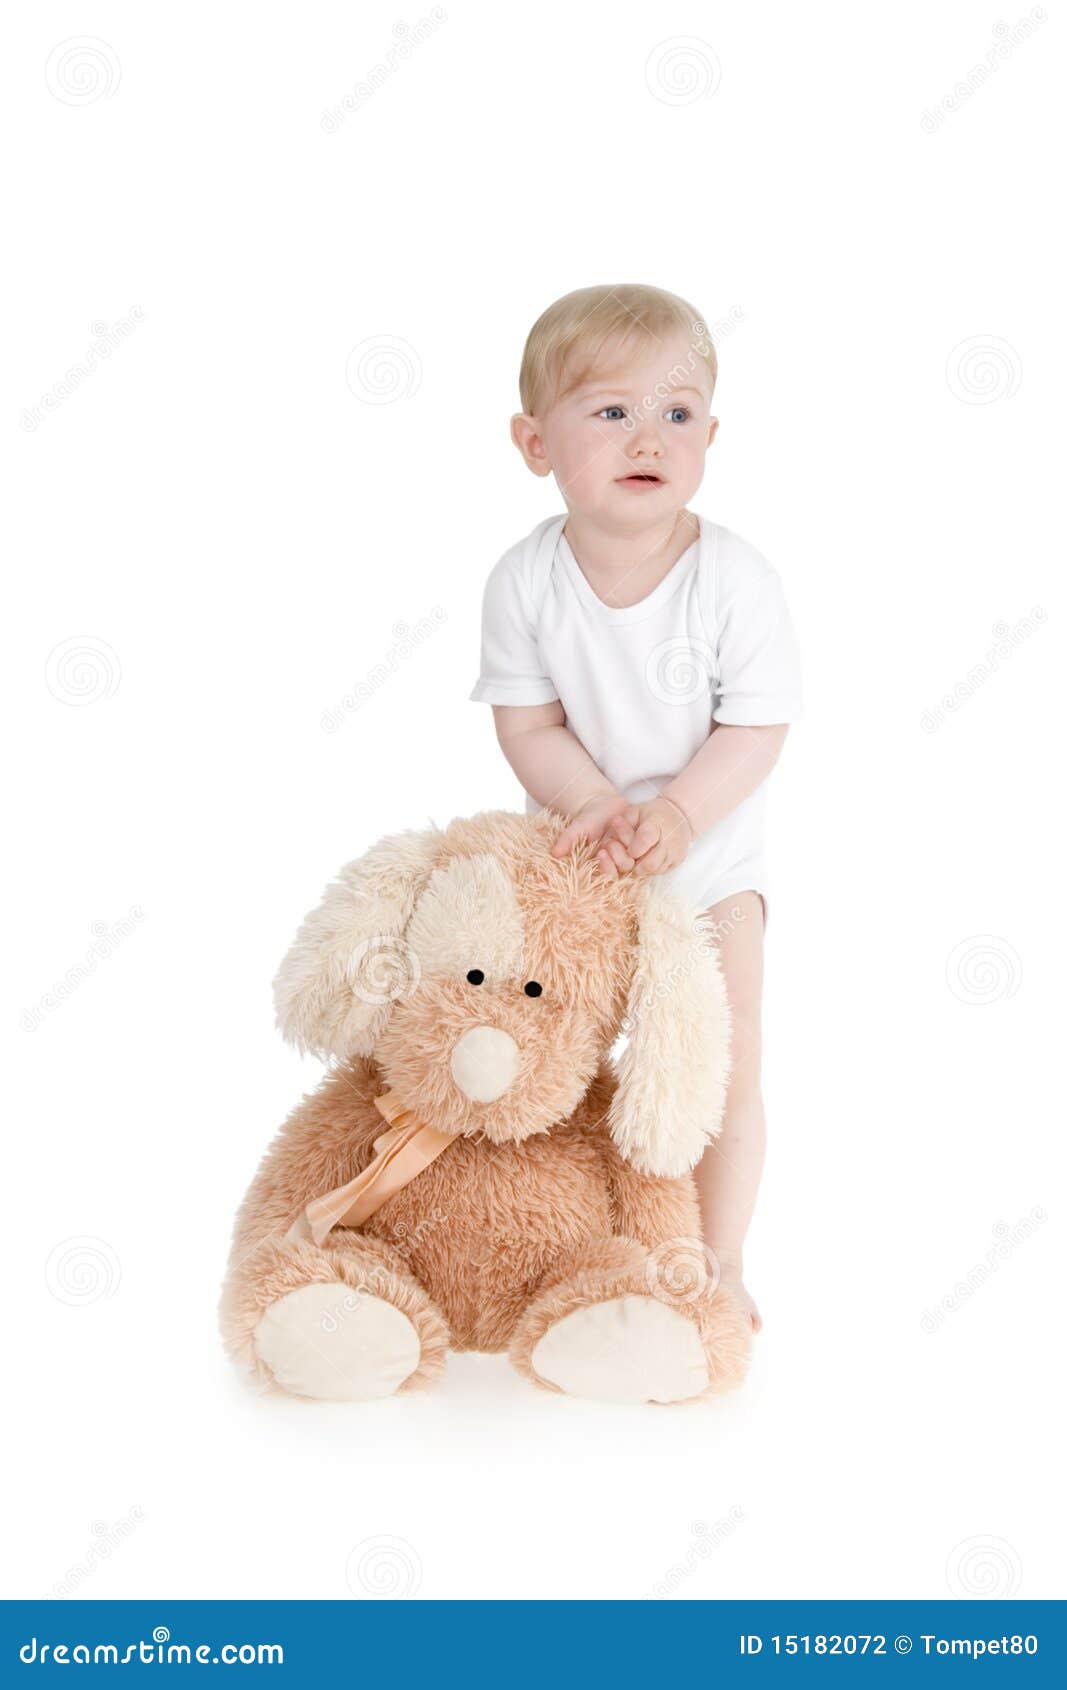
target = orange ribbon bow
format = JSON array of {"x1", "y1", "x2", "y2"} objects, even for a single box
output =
[{"x1": 289, "y1": 1090, "x2": 458, "y2": 1248}]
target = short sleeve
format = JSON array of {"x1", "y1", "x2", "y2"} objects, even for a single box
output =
[
  {"x1": 469, "y1": 552, "x2": 560, "y2": 707},
  {"x1": 712, "y1": 561, "x2": 803, "y2": 726}
]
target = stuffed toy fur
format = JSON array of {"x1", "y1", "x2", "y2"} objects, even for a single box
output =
[{"x1": 219, "y1": 809, "x2": 751, "y2": 1405}]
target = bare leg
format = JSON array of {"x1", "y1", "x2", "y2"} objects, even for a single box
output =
[{"x1": 692, "y1": 890, "x2": 766, "y2": 1333}]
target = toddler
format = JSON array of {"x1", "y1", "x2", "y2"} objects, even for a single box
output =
[{"x1": 469, "y1": 283, "x2": 803, "y2": 1331}]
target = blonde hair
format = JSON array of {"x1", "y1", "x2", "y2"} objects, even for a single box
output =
[{"x1": 518, "y1": 282, "x2": 717, "y2": 418}]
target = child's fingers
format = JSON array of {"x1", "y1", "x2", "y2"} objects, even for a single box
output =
[
  {"x1": 599, "y1": 837, "x2": 635, "y2": 875},
  {"x1": 633, "y1": 842, "x2": 669, "y2": 877},
  {"x1": 628, "y1": 818, "x2": 663, "y2": 860},
  {"x1": 605, "y1": 813, "x2": 636, "y2": 849},
  {"x1": 550, "y1": 820, "x2": 587, "y2": 857},
  {"x1": 594, "y1": 845, "x2": 619, "y2": 879}
]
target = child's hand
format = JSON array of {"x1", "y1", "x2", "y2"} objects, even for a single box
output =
[
  {"x1": 550, "y1": 794, "x2": 638, "y2": 879},
  {"x1": 603, "y1": 794, "x2": 693, "y2": 878}
]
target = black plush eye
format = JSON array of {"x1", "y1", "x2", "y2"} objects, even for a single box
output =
[
  {"x1": 524, "y1": 981, "x2": 543, "y2": 998},
  {"x1": 466, "y1": 969, "x2": 485, "y2": 985}
]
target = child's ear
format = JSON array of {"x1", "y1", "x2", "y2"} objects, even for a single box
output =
[
  {"x1": 510, "y1": 413, "x2": 553, "y2": 478},
  {"x1": 273, "y1": 827, "x2": 444, "y2": 1059},
  {"x1": 608, "y1": 880, "x2": 731, "y2": 1177}
]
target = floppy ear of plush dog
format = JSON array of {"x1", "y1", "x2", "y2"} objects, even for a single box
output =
[{"x1": 272, "y1": 811, "x2": 730, "y2": 1179}]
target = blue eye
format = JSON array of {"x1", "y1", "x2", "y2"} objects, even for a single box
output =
[
  {"x1": 597, "y1": 405, "x2": 626, "y2": 421},
  {"x1": 666, "y1": 406, "x2": 690, "y2": 423}
]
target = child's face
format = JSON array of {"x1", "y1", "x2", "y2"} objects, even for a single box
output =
[{"x1": 513, "y1": 330, "x2": 718, "y2": 524}]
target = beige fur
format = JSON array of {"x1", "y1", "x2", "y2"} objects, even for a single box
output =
[{"x1": 220, "y1": 808, "x2": 749, "y2": 1404}]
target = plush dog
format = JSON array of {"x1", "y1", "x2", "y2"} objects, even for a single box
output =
[{"x1": 219, "y1": 809, "x2": 751, "y2": 1405}]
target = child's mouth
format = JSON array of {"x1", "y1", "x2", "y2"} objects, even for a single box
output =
[{"x1": 617, "y1": 473, "x2": 665, "y2": 487}]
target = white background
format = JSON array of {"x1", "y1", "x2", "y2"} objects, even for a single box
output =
[{"x1": 3, "y1": 1, "x2": 1063, "y2": 1602}]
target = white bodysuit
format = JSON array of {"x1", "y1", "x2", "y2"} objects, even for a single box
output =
[{"x1": 469, "y1": 511, "x2": 803, "y2": 917}]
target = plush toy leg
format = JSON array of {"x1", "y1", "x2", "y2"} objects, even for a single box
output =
[
  {"x1": 220, "y1": 1228, "x2": 450, "y2": 1401},
  {"x1": 508, "y1": 1236, "x2": 751, "y2": 1406}
]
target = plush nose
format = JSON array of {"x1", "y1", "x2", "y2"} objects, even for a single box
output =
[{"x1": 450, "y1": 1024, "x2": 520, "y2": 1103}]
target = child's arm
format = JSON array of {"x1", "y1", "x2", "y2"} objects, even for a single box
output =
[
  {"x1": 600, "y1": 722, "x2": 789, "y2": 879},
  {"x1": 491, "y1": 702, "x2": 637, "y2": 871}
]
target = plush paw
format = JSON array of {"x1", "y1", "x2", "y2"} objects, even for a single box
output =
[
  {"x1": 253, "y1": 1281, "x2": 421, "y2": 1401},
  {"x1": 530, "y1": 1293, "x2": 710, "y2": 1404}
]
